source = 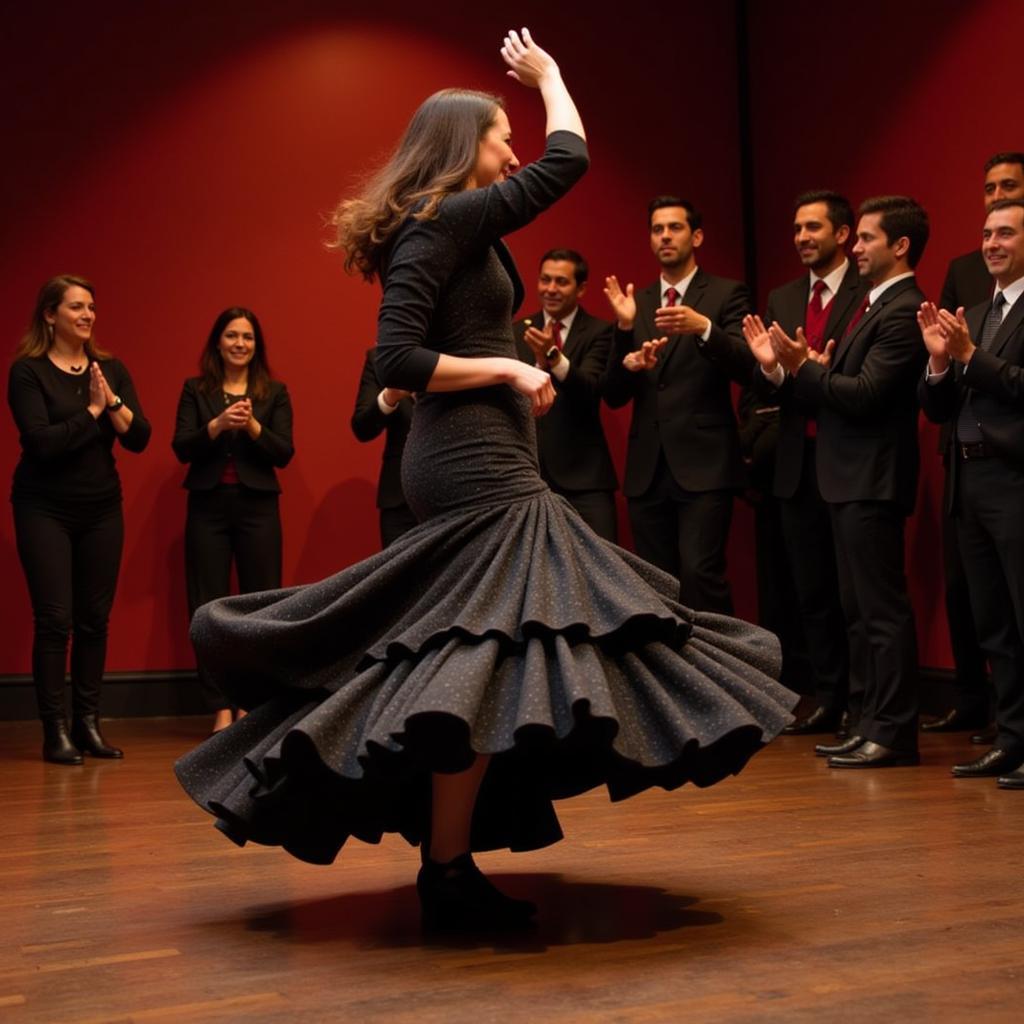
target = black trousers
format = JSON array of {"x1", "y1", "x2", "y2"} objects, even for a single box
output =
[
  {"x1": 779, "y1": 441, "x2": 849, "y2": 712},
  {"x1": 941, "y1": 465, "x2": 989, "y2": 714},
  {"x1": 380, "y1": 504, "x2": 419, "y2": 548},
  {"x1": 13, "y1": 497, "x2": 124, "y2": 721},
  {"x1": 551, "y1": 485, "x2": 618, "y2": 543},
  {"x1": 186, "y1": 486, "x2": 282, "y2": 710},
  {"x1": 627, "y1": 454, "x2": 734, "y2": 613},
  {"x1": 956, "y1": 457, "x2": 1024, "y2": 753},
  {"x1": 830, "y1": 500, "x2": 918, "y2": 751}
]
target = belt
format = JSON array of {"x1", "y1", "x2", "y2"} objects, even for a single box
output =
[{"x1": 958, "y1": 441, "x2": 992, "y2": 460}]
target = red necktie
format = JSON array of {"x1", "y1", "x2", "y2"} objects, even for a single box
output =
[
  {"x1": 805, "y1": 279, "x2": 829, "y2": 352},
  {"x1": 664, "y1": 287, "x2": 680, "y2": 306},
  {"x1": 844, "y1": 294, "x2": 870, "y2": 337},
  {"x1": 551, "y1": 320, "x2": 564, "y2": 350}
]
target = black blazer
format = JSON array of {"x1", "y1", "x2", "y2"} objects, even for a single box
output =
[
  {"x1": 760, "y1": 262, "x2": 869, "y2": 498},
  {"x1": 919, "y1": 291, "x2": 1024, "y2": 507},
  {"x1": 350, "y1": 348, "x2": 413, "y2": 510},
  {"x1": 604, "y1": 268, "x2": 753, "y2": 496},
  {"x1": 513, "y1": 306, "x2": 618, "y2": 493},
  {"x1": 172, "y1": 377, "x2": 294, "y2": 492},
  {"x1": 791, "y1": 276, "x2": 927, "y2": 513},
  {"x1": 940, "y1": 249, "x2": 992, "y2": 313}
]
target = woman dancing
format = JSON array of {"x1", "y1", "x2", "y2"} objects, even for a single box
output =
[{"x1": 176, "y1": 29, "x2": 796, "y2": 931}]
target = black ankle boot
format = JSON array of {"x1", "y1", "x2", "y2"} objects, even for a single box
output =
[
  {"x1": 417, "y1": 851, "x2": 537, "y2": 931},
  {"x1": 70, "y1": 715, "x2": 123, "y2": 759},
  {"x1": 42, "y1": 718, "x2": 83, "y2": 765}
]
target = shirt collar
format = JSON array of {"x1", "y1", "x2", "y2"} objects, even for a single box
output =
[
  {"x1": 544, "y1": 305, "x2": 579, "y2": 335},
  {"x1": 661, "y1": 266, "x2": 699, "y2": 304},
  {"x1": 868, "y1": 270, "x2": 915, "y2": 307},
  {"x1": 810, "y1": 258, "x2": 849, "y2": 302},
  {"x1": 996, "y1": 274, "x2": 1024, "y2": 313}
]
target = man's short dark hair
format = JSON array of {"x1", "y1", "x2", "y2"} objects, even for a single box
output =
[
  {"x1": 793, "y1": 190, "x2": 854, "y2": 232},
  {"x1": 858, "y1": 195, "x2": 930, "y2": 268},
  {"x1": 648, "y1": 195, "x2": 703, "y2": 232},
  {"x1": 540, "y1": 248, "x2": 588, "y2": 286},
  {"x1": 984, "y1": 151, "x2": 1024, "y2": 174},
  {"x1": 986, "y1": 198, "x2": 1024, "y2": 219}
]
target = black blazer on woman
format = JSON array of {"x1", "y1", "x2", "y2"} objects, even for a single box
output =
[{"x1": 172, "y1": 377, "x2": 294, "y2": 492}]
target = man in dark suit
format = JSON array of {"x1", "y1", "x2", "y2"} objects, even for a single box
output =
[
  {"x1": 749, "y1": 196, "x2": 929, "y2": 767},
  {"x1": 603, "y1": 196, "x2": 753, "y2": 612},
  {"x1": 748, "y1": 191, "x2": 869, "y2": 735},
  {"x1": 918, "y1": 198, "x2": 1024, "y2": 785},
  {"x1": 927, "y1": 152, "x2": 1024, "y2": 736},
  {"x1": 351, "y1": 348, "x2": 417, "y2": 548},
  {"x1": 513, "y1": 249, "x2": 618, "y2": 541}
]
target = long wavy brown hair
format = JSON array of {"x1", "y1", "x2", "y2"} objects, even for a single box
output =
[
  {"x1": 14, "y1": 274, "x2": 111, "y2": 361},
  {"x1": 329, "y1": 88, "x2": 503, "y2": 281},
  {"x1": 198, "y1": 307, "x2": 272, "y2": 400}
]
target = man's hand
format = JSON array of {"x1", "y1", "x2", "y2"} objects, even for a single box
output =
[
  {"x1": 622, "y1": 337, "x2": 668, "y2": 372},
  {"x1": 939, "y1": 306, "x2": 976, "y2": 364},
  {"x1": 654, "y1": 303, "x2": 711, "y2": 337},
  {"x1": 522, "y1": 319, "x2": 555, "y2": 368},
  {"x1": 604, "y1": 275, "x2": 636, "y2": 330},
  {"x1": 917, "y1": 302, "x2": 951, "y2": 374},
  {"x1": 807, "y1": 338, "x2": 836, "y2": 368},
  {"x1": 742, "y1": 314, "x2": 778, "y2": 372},
  {"x1": 769, "y1": 323, "x2": 812, "y2": 375}
]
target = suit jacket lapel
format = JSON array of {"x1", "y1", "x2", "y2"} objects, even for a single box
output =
[
  {"x1": 823, "y1": 264, "x2": 864, "y2": 339},
  {"x1": 831, "y1": 276, "x2": 914, "y2": 369},
  {"x1": 657, "y1": 269, "x2": 708, "y2": 379},
  {"x1": 563, "y1": 307, "x2": 589, "y2": 361},
  {"x1": 989, "y1": 292, "x2": 1024, "y2": 358}
]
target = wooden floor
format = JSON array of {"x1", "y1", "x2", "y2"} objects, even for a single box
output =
[{"x1": 1, "y1": 717, "x2": 1022, "y2": 1024}]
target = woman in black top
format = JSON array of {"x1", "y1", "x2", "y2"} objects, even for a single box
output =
[
  {"x1": 8, "y1": 274, "x2": 151, "y2": 764},
  {"x1": 172, "y1": 308, "x2": 294, "y2": 733}
]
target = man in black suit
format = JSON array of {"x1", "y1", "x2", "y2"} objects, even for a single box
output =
[
  {"x1": 351, "y1": 348, "x2": 417, "y2": 548},
  {"x1": 603, "y1": 196, "x2": 753, "y2": 612},
  {"x1": 513, "y1": 249, "x2": 618, "y2": 541},
  {"x1": 747, "y1": 191, "x2": 869, "y2": 735},
  {"x1": 918, "y1": 199, "x2": 1024, "y2": 785},
  {"x1": 749, "y1": 196, "x2": 929, "y2": 767},
  {"x1": 927, "y1": 153, "x2": 1024, "y2": 735}
]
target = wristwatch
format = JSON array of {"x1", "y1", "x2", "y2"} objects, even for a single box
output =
[{"x1": 107, "y1": 395, "x2": 124, "y2": 412}]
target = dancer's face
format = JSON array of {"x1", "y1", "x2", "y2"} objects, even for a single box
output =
[
  {"x1": 472, "y1": 108, "x2": 519, "y2": 188},
  {"x1": 218, "y1": 317, "x2": 256, "y2": 371}
]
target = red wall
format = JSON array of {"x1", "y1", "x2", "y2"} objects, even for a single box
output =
[
  {"x1": 745, "y1": 0, "x2": 1023, "y2": 669},
  {"x1": 0, "y1": 2, "x2": 749, "y2": 673}
]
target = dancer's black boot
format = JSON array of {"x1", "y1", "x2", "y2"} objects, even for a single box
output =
[{"x1": 417, "y1": 851, "x2": 537, "y2": 931}]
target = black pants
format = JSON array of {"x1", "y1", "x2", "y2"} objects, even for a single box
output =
[
  {"x1": 779, "y1": 442, "x2": 849, "y2": 712},
  {"x1": 830, "y1": 500, "x2": 918, "y2": 751},
  {"x1": 627, "y1": 455, "x2": 734, "y2": 613},
  {"x1": 186, "y1": 486, "x2": 282, "y2": 710},
  {"x1": 552, "y1": 485, "x2": 618, "y2": 543},
  {"x1": 956, "y1": 457, "x2": 1024, "y2": 753},
  {"x1": 380, "y1": 504, "x2": 419, "y2": 548},
  {"x1": 13, "y1": 497, "x2": 124, "y2": 721}
]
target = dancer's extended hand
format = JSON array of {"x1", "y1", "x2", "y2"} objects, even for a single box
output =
[
  {"x1": 500, "y1": 28, "x2": 558, "y2": 88},
  {"x1": 508, "y1": 360, "x2": 556, "y2": 416}
]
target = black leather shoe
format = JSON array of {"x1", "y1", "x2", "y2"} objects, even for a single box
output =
[
  {"x1": 783, "y1": 705, "x2": 845, "y2": 735},
  {"x1": 815, "y1": 735, "x2": 865, "y2": 757},
  {"x1": 996, "y1": 767, "x2": 1024, "y2": 789},
  {"x1": 70, "y1": 715, "x2": 124, "y2": 759},
  {"x1": 828, "y1": 741, "x2": 920, "y2": 768},
  {"x1": 417, "y1": 852, "x2": 536, "y2": 932},
  {"x1": 971, "y1": 725, "x2": 998, "y2": 745},
  {"x1": 921, "y1": 707, "x2": 990, "y2": 732},
  {"x1": 951, "y1": 747, "x2": 1024, "y2": 778},
  {"x1": 42, "y1": 718, "x2": 83, "y2": 765}
]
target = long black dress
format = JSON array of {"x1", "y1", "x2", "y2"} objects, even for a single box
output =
[{"x1": 175, "y1": 131, "x2": 797, "y2": 865}]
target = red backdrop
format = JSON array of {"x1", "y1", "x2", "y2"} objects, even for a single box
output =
[{"x1": 0, "y1": 2, "x2": 749, "y2": 673}]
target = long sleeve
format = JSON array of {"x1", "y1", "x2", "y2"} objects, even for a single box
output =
[
  {"x1": 695, "y1": 282, "x2": 755, "y2": 383},
  {"x1": 351, "y1": 351, "x2": 390, "y2": 442},
  {"x1": 109, "y1": 359, "x2": 151, "y2": 453},
  {"x1": 251, "y1": 383, "x2": 294, "y2": 468},
  {"x1": 8, "y1": 359, "x2": 101, "y2": 460},
  {"x1": 602, "y1": 327, "x2": 641, "y2": 409},
  {"x1": 172, "y1": 380, "x2": 215, "y2": 463}
]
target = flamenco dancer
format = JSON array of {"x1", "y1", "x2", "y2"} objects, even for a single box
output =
[{"x1": 175, "y1": 29, "x2": 796, "y2": 931}]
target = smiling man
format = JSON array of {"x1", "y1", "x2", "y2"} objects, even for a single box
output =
[
  {"x1": 751, "y1": 196, "x2": 929, "y2": 768},
  {"x1": 603, "y1": 196, "x2": 753, "y2": 612},
  {"x1": 513, "y1": 249, "x2": 618, "y2": 540},
  {"x1": 747, "y1": 191, "x2": 869, "y2": 737},
  {"x1": 919, "y1": 198, "x2": 1024, "y2": 787}
]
